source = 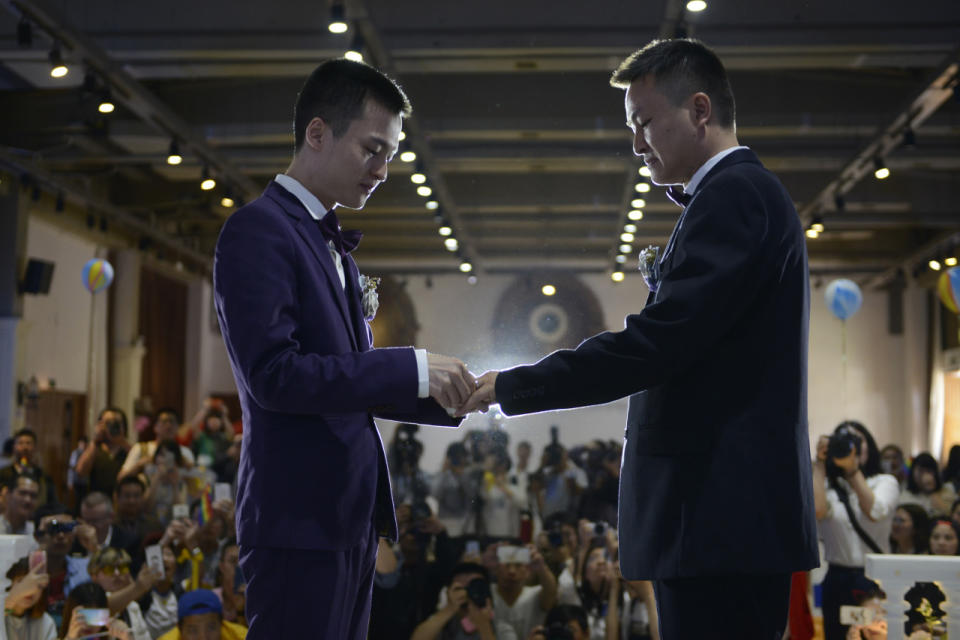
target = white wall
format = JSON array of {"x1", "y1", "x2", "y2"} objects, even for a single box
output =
[{"x1": 184, "y1": 279, "x2": 237, "y2": 420}]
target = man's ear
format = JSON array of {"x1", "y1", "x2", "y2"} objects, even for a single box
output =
[
  {"x1": 304, "y1": 116, "x2": 329, "y2": 152},
  {"x1": 690, "y1": 92, "x2": 712, "y2": 129}
]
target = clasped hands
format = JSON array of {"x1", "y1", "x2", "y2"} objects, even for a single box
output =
[{"x1": 426, "y1": 353, "x2": 498, "y2": 417}]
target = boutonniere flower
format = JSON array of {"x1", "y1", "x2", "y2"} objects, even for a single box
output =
[
  {"x1": 358, "y1": 274, "x2": 380, "y2": 321},
  {"x1": 637, "y1": 245, "x2": 662, "y2": 292}
]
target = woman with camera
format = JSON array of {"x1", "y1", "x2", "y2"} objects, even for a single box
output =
[{"x1": 813, "y1": 421, "x2": 900, "y2": 640}]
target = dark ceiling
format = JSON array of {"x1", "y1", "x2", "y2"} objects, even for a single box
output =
[{"x1": 1, "y1": 0, "x2": 958, "y2": 285}]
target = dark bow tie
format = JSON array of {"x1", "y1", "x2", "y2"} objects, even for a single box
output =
[
  {"x1": 318, "y1": 211, "x2": 363, "y2": 258},
  {"x1": 665, "y1": 185, "x2": 692, "y2": 208}
]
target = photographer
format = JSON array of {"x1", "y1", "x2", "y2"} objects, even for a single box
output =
[
  {"x1": 569, "y1": 441, "x2": 620, "y2": 528},
  {"x1": 410, "y1": 563, "x2": 518, "y2": 640},
  {"x1": 527, "y1": 605, "x2": 590, "y2": 640},
  {"x1": 813, "y1": 421, "x2": 899, "y2": 640},
  {"x1": 390, "y1": 424, "x2": 431, "y2": 507},
  {"x1": 482, "y1": 447, "x2": 522, "y2": 539},
  {"x1": 538, "y1": 429, "x2": 587, "y2": 523},
  {"x1": 434, "y1": 442, "x2": 474, "y2": 536},
  {"x1": 76, "y1": 408, "x2": 132, "y2": 498}
]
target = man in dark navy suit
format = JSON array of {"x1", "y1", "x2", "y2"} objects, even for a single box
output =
[
  {"x1": 460, "y1": 39, "x2": 819, "y2": 639},
  {"x1": 214, "y1": 59, "x2": 473, "y2": 639}
]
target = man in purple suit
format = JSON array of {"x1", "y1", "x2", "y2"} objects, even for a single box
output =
[{"x1": 213, "y1": 59, "x2": 474, "y2": 639}]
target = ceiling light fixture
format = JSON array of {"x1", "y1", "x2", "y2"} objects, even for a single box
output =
[
  {"x1": 167, "y1": 140, "x2": 183, "y2": 165},
  {"x1": 410, "y1": 172, "x2": 426, "y2": 184},
  {"x1": 811, "y1": 216, "x2": 824, "y2": 233},
  {"x1": 638, "y1": 166, "x2": 651, "y2": 178},
  {"x1": 945, "y1": 257, "x2": 958, "y2": 267},
  {"x1": 611, "y1": 271, "x2": 625, "y2": 283},
  {"x1": 200, "y1": 166, "x2": 216, "y2": 191},
  {"x1": 438, "y1": 226, "x2": 452, "y2": 236},
  {"x1": 628, "y1": 209, "x2": 644, "y2": 221},
  {"x1": 620, "y1": 232, "x2": 635, "y2": 243},
  {"x1": 635, "y1": 182, "x2": 651, "y2": 193},
  {"x1": 631, "y1": 199, "x2": 646, "y2": 209},
  {"x1": 344, "y1": 33, "x2": 364, "y2": 62},
  {"x1": 328, "y1": 4, "x2": 348, "y2": 33},
  {"x1": 417, "y1": 185, "x2": 432, "y2": 197},
  {"x1": 48, "y1": 45, "x2": 68, "y2": 78},
  {"x1": 541, "y1": 284, "x2": 556, "y2": 296},
  {"x1": 624, "y1": 224, "x2": 637, "y2": 233},
  {"x1": 460, "y1": 261, "x2": 473, "y2": 273},
  {"x1": 928, "y1": 259, "x2": 942, "y2": 271},
  {"x1": 425, "y1": 200, "x2": 439, "y2": 210},
  {"x1": 400, "y1": 150, "x2": 416, "y2": 163},
  {"x1": 805, "y1": 228, "x2": 819, "y2": 239},
  {"x1": 97, "y1": 89, "x2": 115, "y2": 114},
  {"x1": 873, "y1": 156, "x2": 890, "y2": 180},
  {"x1": 619, "y1": 243, "x2": 632, "y2": 254},
  {"x1": 687, "y1": 0, "x2": 707, "y2": 11},
  {"x1": 444, "y1": 238, "x2": 459, "y2": 252},
  {"x1": 615, "y1": 254, "x2": 627, "y2": 264}
]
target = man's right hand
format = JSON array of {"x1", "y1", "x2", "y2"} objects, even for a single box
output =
[
  {"x1": 427, "y1": 353, "x2": 475, "y2": 410},
  {"x1": 443, "y1": 584, "x2": 468, "y2": 615}
]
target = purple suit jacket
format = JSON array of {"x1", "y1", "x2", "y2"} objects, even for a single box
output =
[{"x1": 213, "y1": 181, "x2": 459, "y2": 551}]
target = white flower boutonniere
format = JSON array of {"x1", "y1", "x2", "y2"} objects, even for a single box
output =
[
  {"x1": 358, "y1": 274, "x2": 381, "y2": 321},
  {"x1": 637, "y1": 245, "x2": 662, "y2": 292}
]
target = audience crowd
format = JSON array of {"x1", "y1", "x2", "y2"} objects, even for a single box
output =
[{"x1": 2, "y1": 401, "x2": 959, "y2": 640}]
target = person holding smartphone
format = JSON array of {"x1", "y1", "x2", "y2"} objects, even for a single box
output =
[
  {"x1": 60, "y1": 582, "x2": 132, "y2": 640},
  {"x1": 4, "y1": 557, "x2": 57, "y2": 640}
]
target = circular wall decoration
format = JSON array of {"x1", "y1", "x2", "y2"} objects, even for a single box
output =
[{"x1": 492, "y1": 273, "x2": 605, "y2": 360}]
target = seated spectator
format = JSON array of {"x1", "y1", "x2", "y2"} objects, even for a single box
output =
[
  {"x1": 899, "y1": 452, "x2": 956, "y2": 517},
  {"x1": 889, "y1": 504, "x2": 930, "y2": 554},
  {"x1": 481, "y1": 447, "x2": 521, "y2": 539},
  {"x1": 492, "y1": 544, "x2": 558, "y2": 639},
  {"x1": 114, "y1": 476, "x2": 165, "y2": 546},
  {"x1": 157, "y1": 589, "x2": 247, "y2": 640},
  {"x1": 87, "y1": 547, "x2": 152, "y2": 640},
  {"x1": 528, "y1": 604, "x2": 590, "y2": 640},
  {"x1": 879, "y1": 444, "x2": 908, "y2": 488},
  {"x1": 0, "y1": 429, "x2": 56, "y2": 507},
  {"x1": 0, "y1": 472, "x2": 39, "y2": 535},
  {"x1": 119, "y1": 409, "x2": 195, "y2": 482},
  {"x1": 929, "y1": 518, "x2": 960, "y2": 555},
  {"x1": 191, "y1": 405, "x2": 233, "y2": 471},
  {"x1": 138, "y1": 538, "x2": 182, "y2": 639},
  {"x1": 32, "y1": 505, "x2": 91, "y2": 626},
  {"x1": 60, "y1": 581, "x2": 133, "y2": 640},
  {"x1": 77, "y1": 492, "x2": 144, "y2": 571},
  {"x1": 410, "y1": 562, "x2": 518, "y2": 640},
  {"x1": 3, "y1": 557, "x2": 57, "y2": 640},
  {"x1": 76, "y1": 408, "x2": 132, "y2": 499},
  {"x1": 144, "y1": 442, "x2": 191, "y2": 524}
]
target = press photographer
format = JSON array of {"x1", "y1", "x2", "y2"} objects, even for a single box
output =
[
  {"x1": 390, "y1": 424, "x2": 431, "y2": 506},
  {"x1": 410, "y1": 563, "x2": 519, "y2": 640}
]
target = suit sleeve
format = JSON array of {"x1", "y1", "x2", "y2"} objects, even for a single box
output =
[
  {"x1": 496, "y1": 174, "x2": 771, "y2": 415},
  {"x1": 375, "y1": 398, "x2": 462, "y2": 427},
  {"x1": 214, "y1": 207, "x2": 420, "y2": 415}
]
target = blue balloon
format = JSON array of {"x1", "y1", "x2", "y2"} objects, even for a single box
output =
[{"x1": 825, "y1": 279, "x2": 862, "y2": 321}]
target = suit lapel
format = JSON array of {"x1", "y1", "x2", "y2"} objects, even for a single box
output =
[
  {"x1": 265, "y1": 182, "x2": 359, "y2": 351},
  {"x1": 343, "y1": 257, "x2": 371, "y2": 351}
]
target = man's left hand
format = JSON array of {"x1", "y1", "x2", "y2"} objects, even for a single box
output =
[{"x1": 456, "y1": 371, "x2": 499, "y2": 416}]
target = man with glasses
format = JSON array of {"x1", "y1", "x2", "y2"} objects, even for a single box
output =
[
  {"x1": 32, "y1": 505, "x2": 91, "y2": 626},
  {"x1": 77, "y1": 491, "x2": 144, "y2": 572},
  {"x1": 0, "y1": 472, "x2": 39, "y2": 535}
]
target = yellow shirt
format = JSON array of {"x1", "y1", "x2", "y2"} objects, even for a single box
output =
[{"x1": 158, "y1": 620, "x2": 247, "y2": 640}]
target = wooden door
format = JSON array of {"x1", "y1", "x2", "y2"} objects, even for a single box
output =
[
  {"x1": 22, "y1": 389, "x2": 87, "y2": 504},
  {"x1": 138, "y1": 268, "x2": 187, "y2": 419}
]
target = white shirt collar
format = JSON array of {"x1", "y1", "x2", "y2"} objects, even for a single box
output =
[
  {"x1": 274, "y1": 174, "x2": 333, "y2": 222},
  {"x1": 684, "y1": 145, "x2": 750, "y2": 195}
]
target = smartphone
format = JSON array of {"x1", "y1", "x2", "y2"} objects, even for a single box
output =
[
  {"x1": 464, "y1": 540, "x2": 480, "y2": 556},
  {"x1": 172, "y1": 504, "x2": 190, "y2": 520},
  {"x1": 461, "y1": 616, "x2": 478, "y2": 634},
  {"x1": 497, "y1": 545, "x2": 531, "y2": 565},
  {"x1": 145, "y1": 544, "x2": 164, "y2": 575},
  {"x1": 29, "y1": 550, "x2": 46, "y2": 572},
  {"x1": 78, "y1": 608, "x2": 111, "y2": 626},
  {"x1": 214, "y1": 482, "x2": 232, "y2": 503},
  {"x1": 839, "y1": 605, "x2": 875, "y2": 625}
]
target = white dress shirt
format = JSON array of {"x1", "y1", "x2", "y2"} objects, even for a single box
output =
[
  {"x1": 683, "y1": 145, "x2": 750, "y2": 196},
  {"x1": 274, "y1": 174, "x2": 429, "y2": 398},
  {"x1": 818, "y1": 473, "x2": 900, "y2": 567}
]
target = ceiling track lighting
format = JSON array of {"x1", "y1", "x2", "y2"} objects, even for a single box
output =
[
  {"x1": 345, "y1": 33, "x2": 365, "y2": 62},
  {"x1": 328, "y1": 3, "x2": 348, "y2": 33},
  {"x1": 873, "y1": 156, "x2": 889, "y2": 180},
  {"x1": 48, "y1": 44, "x2": 68, "y2": 78},
  {"x1": 167, "y1": 139, "x2": 183, "y2": 165},
  {"x1": 98, "y1": 88, "x2": 115, "y2": 114},
  {"x1": 200, "y1": 165, "x2": 216, "y2": 191},
  {"x1": 811, "y1": 216, "x2": 824, "y2": 233}
]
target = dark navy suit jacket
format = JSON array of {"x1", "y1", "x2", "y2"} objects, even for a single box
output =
[
  {"x1": 495, "y1": 150, "x2": 819, "y2": 579},
  {"x1": 214, "y1": 181, "x2": 459, "y2": 551}
]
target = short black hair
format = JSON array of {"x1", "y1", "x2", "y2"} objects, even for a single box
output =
[
  {"x1": 448, "y1": 562, "x2": 489, "y2": 586},
  {"x1": 545, "y1": 605, "x2": 589, "y2": 636},
  {"x1": 12, "y1": 428, "x2": 37, "y2": 444},
  {"x1": 907, "y1": 453, "x2": 943, "y2": 494},
  {"x1": 115, "y1": 475, "x2": 146, "y2": 494},
  {"x1": 4, "y1": 471, "x2": 39, "y2": 492},
  {"x1": 294, "y1": 58, "x2": 412, "y2": 152},
  {"x1": 60, "y1": 582, "x2": 108, "y2": 639},
  {"x1": 154, "y1": 439, "x2": 184, "y2": 466},
  {"x1": 32, "y1": 503, "x2": 71, "y2": 535},
  {"x1": 610, "y1": 38, "x2": 736, "y2": 129},
  {"x1": 155, "y1": 407, "x2": 181, "y2": 425}
]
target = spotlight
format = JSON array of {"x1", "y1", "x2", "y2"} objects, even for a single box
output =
[
  {"x1": 410, "y1": 172, "x2": 426, "y2": 184},
  {"x1": 328, "y1": 3, "x2": 348, "y2": 33},
  {"x1": 873, "y1": 157, "x2": 889, "y2": 180},
  {"x1": 167, "y1": 140, "x2": 183, "y2": 165},
  {"x1": 638, "y1": 166, "x2": 651, "y2": 178},
  {"x1": 438, "y1": 226, "x2": 452, "y2": 236},
  {"x1": 344, "y1": 33, "x2": 364, "y2": 62},
  {"x1": 400, "y1": 150, "x2": 416, "y2": 163},
  {"x1": 635, "y1": 182, "x2": 651, "y2": 193},
  {"x1": 97, "y1": 89, "x2": 115, "y2": 114},
  {"x1": 945, "y1": 257, "x2": 958, "y2": 267},
  {"x1": 398, "y1": 131, "x2": 406, "y2": 141},
  {"x1": 48, "y1": 45, "x2": 68, "y2": 78},
  {"x1": 615, "y1": 254, "x2": 627, "y2": 264},
  {"x1": 221, "y1": 189, "x2": 235, "y2": 208},
  {"x1": 611, "y1": 271, "x2": 625, "y2": 283},
  {"x1": 200, "y1": 166, "x2": 216, "y2": 191},
  {"x1": 444, "y1": 238, "x2": 459, "y2": 251},
  {"x1": 631, "y1": 198, "x2": 646, "y2": 209},
  {"x1": 17, "y1": 19, "x2": 32, "y2": 48},
  {"x1": 628, "y1": 209, "x2": 644, "y2": 221},
  {"x1": 620, "y1": 232, "x2": 635, "y2": 243},
  {"x1": 541, "y1": 284, "x2": 556, "y2": 296},
  {"x1": 624, "y1": 224, "x2": 637, "y2": 233},
  {"x1": 805, "y1": 228, "x2": 819, "y2": 239},
  {"x1": 686, "y1": 0, "x2": 707, "y2": 11},
  {"x1": 929, "y1": 259, "x2": 942, "y2": 271},
  {"x1": 459, "y1": 261, "x2": 473, "y2": 273},
  {"x1": 811, "y1": 216, "x2": 824, "y2": 233},
  {"x1": 425, "y1": 200, "x2": 439, "y2": 210},
  {"x1": 619, "y1": 244, "x2": 632, "y2": 254},
  {"x1": 417, "y1": 185, "x2": 432, "y2": 197}
]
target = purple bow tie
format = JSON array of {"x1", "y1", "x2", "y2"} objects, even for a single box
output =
[
  {"x1": 318, "y1": 211, "x2": 363, "y2": 258},
  {"x1": 665, "y1": 185, "x2": 692, "y2": 208}
]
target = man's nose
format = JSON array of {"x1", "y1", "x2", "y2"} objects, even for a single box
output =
[{"x1": 372, "y1": 160, "x2": 387, "y2": 182}]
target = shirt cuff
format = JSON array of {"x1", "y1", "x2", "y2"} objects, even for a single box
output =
[{"x1": 415, "y1": 349, "x2": 429, "y2": 398}]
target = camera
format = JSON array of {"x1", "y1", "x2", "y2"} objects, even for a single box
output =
[
  {"x1": 543, "y1": 426, "x2": 564, "y2": 468},
  {"x1": 544, "y1": 622, "x2": 574, "y2": 640},
  {"x1": 465, "y1": 577, "x2": 491, "y2": 608},
  {"x1": 828, "y1": 426, "x2": 861, "y2": 461},
  {"x1": 105, "y1": 418, "x2": 123, "y2": 437},
  {"x1": 547, "y1": 530, "x2": 565, "y2": 548},
  {"x1": 594, "y1": 521, "x2": 607, "y2": 537}
]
